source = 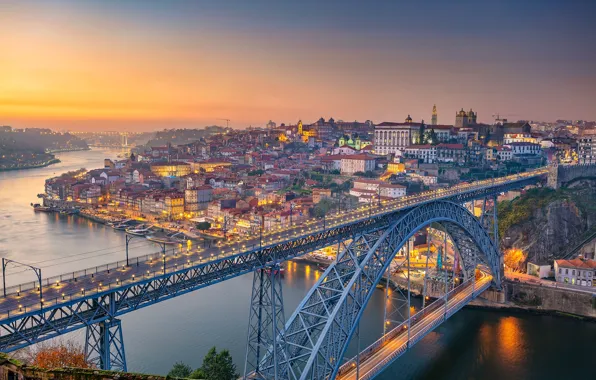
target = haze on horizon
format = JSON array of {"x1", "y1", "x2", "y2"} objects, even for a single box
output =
[{"x1": 1, "y1": 0, "x2": 595, "y2": 132}]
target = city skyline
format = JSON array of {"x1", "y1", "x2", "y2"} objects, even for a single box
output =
[{"x1": 1, "y1": 0, "x2": 595, "y2": 131}]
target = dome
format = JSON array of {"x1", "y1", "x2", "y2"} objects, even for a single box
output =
[{"x1": 405, "y1": 115, "x2": 413, "y2": 123}]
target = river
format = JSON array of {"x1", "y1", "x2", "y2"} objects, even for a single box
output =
[{"x1": 0, "y1": 148, "x2": 594, "y2": 379}]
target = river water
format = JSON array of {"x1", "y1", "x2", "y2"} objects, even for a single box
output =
[{"x1": 0, "y1": 148, "x2": 594, "y2": 379}]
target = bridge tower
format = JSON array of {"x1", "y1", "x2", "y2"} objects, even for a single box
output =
[
  {"x1": 84, "y1": 294, "x2": 127, "y2": 371},
  {"x1": 244, "y1": 264, "x2": 288, "y2": 379},
  {"x1": 85, "y1": 318, "x2": 127, "y2": 371},
  {"x1": 547, "y1": 161, "x2": 559, "y2": 189}
]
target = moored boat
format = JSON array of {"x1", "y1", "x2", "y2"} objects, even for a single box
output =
[{"x1": 126, "y1": 224, "x2": 153, "y2": 236}]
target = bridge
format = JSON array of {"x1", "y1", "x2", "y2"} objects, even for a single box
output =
[{"x1": 0, "y1": 166, "x2": 555, "y2": 377}]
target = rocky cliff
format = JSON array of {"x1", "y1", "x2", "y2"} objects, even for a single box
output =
[{"x1": 498, "y1": 180, "x2": 596, "y2": 269}]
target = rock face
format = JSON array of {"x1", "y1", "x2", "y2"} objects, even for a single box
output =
[{"x1": 499, "y1": 180, "x2": 596, "y2": 268}]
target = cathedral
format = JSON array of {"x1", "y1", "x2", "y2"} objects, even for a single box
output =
[{"x1": 455, "y1": 108, "x2": 477, "y2": 128}]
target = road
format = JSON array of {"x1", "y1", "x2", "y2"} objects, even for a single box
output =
[
  {"x1": 0, "y1": 169, "x2": 545, "y2": 320},
  {"x1": 337, "y1": 273, "x2": 492, "y2": 380},
  {"x1": 505, "y1": 271, "x2": 596, "y2": 295}
]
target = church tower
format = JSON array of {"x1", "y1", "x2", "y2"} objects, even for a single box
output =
[{"x1": 431, "y1": 105, "x2": 437, "y2": 125}]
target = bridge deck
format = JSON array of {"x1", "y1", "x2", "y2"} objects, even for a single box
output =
[{"x1": 337, "y1": 274, "x2": 492, "y2": 380}]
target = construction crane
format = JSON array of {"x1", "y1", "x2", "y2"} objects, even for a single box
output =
[{"x1": 217, "y1": 118, "x2": 231, "y2": 128}]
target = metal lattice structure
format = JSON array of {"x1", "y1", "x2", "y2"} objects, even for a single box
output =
[
  {"x1": 260, "y1": 201, "x2": 501, "y2": 380},
  {"x1": 0, "y1": 171, "x2": 546, "y2": 370},
  {"x1": 85, "y1": 317, "x2": 126, "y2": 371},
  {"x1": 244, "y1": 265, "x2": 289, "y2": 379}
]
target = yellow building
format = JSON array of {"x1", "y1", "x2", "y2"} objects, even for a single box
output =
[
  {"x1": 150, "y1": 162, "x2": 191, "y2": 177},
  {"x1": 165, "y1": 193, "x2": 185, "y2": 219},
  {"x1": 190, "y1": 160, "x2": 233, "y2": 173}
]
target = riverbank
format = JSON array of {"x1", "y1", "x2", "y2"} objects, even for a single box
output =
[
  {"x1": 0, "y1": 158, "x2": 61, "y2": 172},
  {"x1": 45, "y1": 147, "x2": 90, "y2": 153},
  {"x1": 467, "y1": 297, "x2": 596, "y2": 322}
]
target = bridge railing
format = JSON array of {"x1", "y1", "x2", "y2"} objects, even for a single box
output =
[
  {"x1": 338, "y1": 274, "x2": 493, "y2": 378},
  {"x1": 0, "y1": 249, "x2": 223, "y2": 320}
]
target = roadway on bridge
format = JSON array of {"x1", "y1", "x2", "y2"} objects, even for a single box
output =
[
  {"x1": 338, "y1": 273, "x2": 492, "y2": 380},
  {"x1": 0, "y1": 169, "x2": 544, "y2": 320}
]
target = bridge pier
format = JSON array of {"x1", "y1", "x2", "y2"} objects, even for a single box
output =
[
  {"x1": 244, "y1": 264, "x2": 288, "y2": 379},
  {"x1": 85, "y1": 318, "x2": 127, "y2": 371}
]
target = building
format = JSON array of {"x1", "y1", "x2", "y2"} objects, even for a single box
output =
[
  {"x1": 340, "y1": 154, "x2": 376, "y2": 174},
  {"x1": 190, "y1": 160, "x2": 233, "y2": 173},
  {"x1": 374, "y1": 116, "x2": 420, "y2": 155},
  {"x1": 431, "y1": 104, "x2": 437, "y2": 125},
  {"x1": 312, "y1": 188, "x2": 332, "y2": 204},
  {"x1": 503, "y1": 142, "x2": 542, "y2": 157},
  {"x1": 350, "y1": 179, "x2": 406, "y2": 201},
  {"x1": 164, "y1": 192, "x2": 185, "y2": 219},
  {"x1": 455, "y1": 108, "x2": 477, "y2": 128},
  {"x1": 184, "y1": 186, "x2": 213, "y2": 213},
  {"x1": 150, "y1": 162, "x2": 191, "y2": 177},
  {"x1": 554, "y1": 258, "x2": 596, "y2": 287},
  {"x1": 578, "y1": 129, "x2": 596, "y2": 164}
]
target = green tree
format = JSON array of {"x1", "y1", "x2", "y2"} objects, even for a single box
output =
[
  {"x1": 168, "y1": 361, "x2": 192, "y2": 378},
  {"x1": 189, "y1": 368, "x2": 206, "y2": 379},
  {"x1": 418, "y1": 124, "x2": 427, "y2": 144},
  {"x1": 201, "y1": 347, "x2": 238, "y2": 380},
  {"x1": 428, "y1": 128, "x2": 438, "y2": 145}
]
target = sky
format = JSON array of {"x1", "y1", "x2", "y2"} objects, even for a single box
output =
[{"x1": 1, "y1": 0, "x2": 595, "y2": 131}]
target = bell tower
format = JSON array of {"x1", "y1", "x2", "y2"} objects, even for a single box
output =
[{"x1": 431, "y1": 105, "x2": 437, "y2": 125}]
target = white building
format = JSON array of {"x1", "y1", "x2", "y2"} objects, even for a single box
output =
[
  {"x1": 578, "y1": 129, "x2": 596, "y2": 164},
  {"x1": 404, "y1": 145, "x2": 437, "y2": 163},
  {"x1": 554, "y1": 258, "x2": 596, "y2": 287},
  {"x1": 340, "y1": 155, "x2": 376, "y2": 174},
  {"x1": 503, "y1": 142, "x2": 542, "y2": 157},
  {"x1": 350, "y1": 179, "x2": 406, "y2": 202},
  {"x1": 374, "y1": 117, "x2": 420, "y2": 155}
]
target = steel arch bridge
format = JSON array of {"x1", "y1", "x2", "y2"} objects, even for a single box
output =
[
  {"x1": 253, "y1": 201, "x2": 500, "y2": 380},
  {"x1": 0, "y1": 168, "x2": 550, "y2": 373}
]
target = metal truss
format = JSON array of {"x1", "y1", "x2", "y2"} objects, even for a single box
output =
[
  {"x1": 383, "y1": 240, "x2": 410, "y2": 337},
  {"x1": 0, "y1": 174, "x2": 536, "y2": 354},
  {"x1": 85, "y1": 317, "x2": 126, "y2": 371},
  {"x1": 267, "y1": 201, "x2": 502, "y2": 380},
  {"x1": 244, "y1": 265, "x2": 288, "y2": 379}
]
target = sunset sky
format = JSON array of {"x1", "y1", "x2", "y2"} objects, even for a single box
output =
[{"x1": 1, "y1": 0, "x2": 595, "y2": 131}]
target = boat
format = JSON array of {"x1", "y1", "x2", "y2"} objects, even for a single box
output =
[
  {"x1": 112, "y1": 219, "x2": 139, "y2": 230},
  {"x1": 126, "y1": 224, "x2": 153, "y2": 236},
  {"x1": 32, "y1": 203, "x2": 52, "y2": 212},
  {"x1": 146, "y1": 231, "x2": 191, "y2": 245}
]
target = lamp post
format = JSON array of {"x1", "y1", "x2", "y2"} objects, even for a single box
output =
[{"x1": 2, "y1": 258, "x2": 42, "y2": 301}]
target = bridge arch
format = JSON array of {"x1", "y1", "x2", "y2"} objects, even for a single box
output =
[{"x1": 262, "y1": 201, "x2": 501, "y2": 380}]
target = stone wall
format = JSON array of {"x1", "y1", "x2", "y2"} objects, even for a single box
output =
[
  {"x1": 548, "y1": 163, "x2": 596, "y2": 189},
  {"x1": 0, "y1": 354, "x2": 167, "y2": 380},
  {"x1": 504, "y1": 281, "x2": 596, "y2": 318}
]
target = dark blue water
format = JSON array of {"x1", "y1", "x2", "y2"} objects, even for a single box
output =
[{"x1": 1, "y1": 148, "x2": 594, "y2": 379}]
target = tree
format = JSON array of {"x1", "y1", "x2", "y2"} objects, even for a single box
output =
[
  {"x1": 428, "y1": 128, "x2": 438, "y2": 145},
  {"x1": 196, "y1": 222, "x2": 211, "y2": 231},
  {"x1": 418, "y1": 123, "x2": 427, "y2": 144},
  {"x1": 24, "y1": 340, "x2": 90, "y2": 369},
  {"x1": 201, "y1": 347, "x2": 238, "y2": 380},
  {"x1": 168, "y1": 361, "x2": 193, "y2": 378}
]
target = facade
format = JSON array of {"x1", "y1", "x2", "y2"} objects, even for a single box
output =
[
  {"x1": 578, "y1": 129, "x2": 596, "y2": 164},
  {"x1": 190, "y1": 160, "x2": 232, "y2": 173},
  {"x1": 164, "y1": 192, "x2": 185, "y2": 219},
  {"x1": 350, "y1": 179, "x2": 406, "y2": 200},
  {"x1": 184, "y1": 186, "x2": 213, "y2": 213},
  {"x1": 150, "y1": 162, "x2": 191, "y2": 177},
  {"x1": 312, "y1": 188, "x2": 332, "y2": 204},
  {"x1": 374, "y1": 116, "x2": 420, "y2": 155},
  {"x1": 340, "y1": 155, "x2": 376, "y2": 174},
  {"x1": 554, "y1": 259, "x2": 596, "y2": 287},
  {"x1": 503, "y1": 142, "x2": 542, "y2": 157}
]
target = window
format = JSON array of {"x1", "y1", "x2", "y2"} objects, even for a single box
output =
[
  {"x1": 572, "y1": 270, "x2": 575, "y2": 276},
  {"x1": 566, "y1": 269, "x2": 568, "y2": 275},
  {"x1": 558, "y1": 268, "x2": 562, "y2": 274}
]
